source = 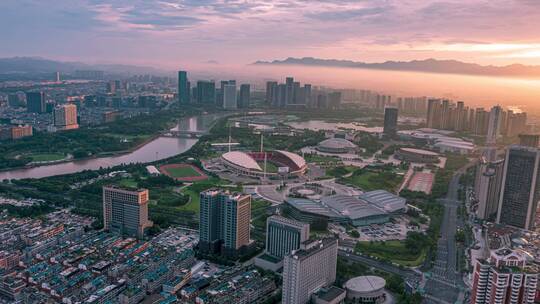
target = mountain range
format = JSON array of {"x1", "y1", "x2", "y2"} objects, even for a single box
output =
[
  {"x1": 0, "y1": 57, "x2": 165, "y2": 75},
  {"x1": 253, "y1": 57, "x2": 540, "y2": 78}
]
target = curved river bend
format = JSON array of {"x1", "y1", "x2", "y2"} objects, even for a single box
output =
[{"x1": 0, "y1": 114, "x2": 220, "y2": 181}]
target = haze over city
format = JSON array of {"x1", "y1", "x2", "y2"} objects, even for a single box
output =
[
  {"x1": 3, "y1": 0, "x2": 540, "y2": 109},
  {"x1": 2, "y1": 2, "x2": 540, "y2": 304},
  {"x1": 2, "y1": 0, "x2": 540, "y2": 67}
]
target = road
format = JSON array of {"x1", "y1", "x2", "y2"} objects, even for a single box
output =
[
  {"x1": 423, "y1": 163, "x2": 475, "y2": 304},
  {"x1": 338, "y1": 250, "x2": 422, "y2": 283}
]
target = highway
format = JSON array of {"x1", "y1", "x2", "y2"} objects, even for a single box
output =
[{"x1": 423, "y1": 163, "x2": 475, "y2": 304}]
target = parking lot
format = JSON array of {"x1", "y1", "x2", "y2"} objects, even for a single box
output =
[{"x1": 331, "y1": 215, "x2": 427, "y2": 242}]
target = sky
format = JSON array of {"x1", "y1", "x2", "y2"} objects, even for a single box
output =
[{"x1": 2, "y1": 0, "x2": 540, "y2": 69}]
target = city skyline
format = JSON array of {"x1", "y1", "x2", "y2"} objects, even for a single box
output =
[
  {"x1": 2, "y1": 1, "x2": 540, "y2": 68},
  {"x1": 3, "y1": 2, "x2": 540, "y2": 304}
]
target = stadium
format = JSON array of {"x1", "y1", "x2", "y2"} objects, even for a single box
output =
[
  {"x1": 221, "y1": 150, "x2": 307, "y2": 178},
  {"x1": 283, "y1": 190, "x2": 406, "y2": 227},
  {"x1": 316, "y1": 138, "x2": 358, "y2": 154}
]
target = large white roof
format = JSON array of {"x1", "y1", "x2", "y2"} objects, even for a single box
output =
[
  {"x1": 222, "y1": 151, "x2": 262, "y2": 171},
  {"x1": 318, "y1": 138, "x2": 357, "y2": 149},
  {"x1": 360, "y1": 190, "x2": 407, "y2": 213},
  {"x1": 275, "y1": 150, "x2": 306, "y2": 169},
  {"x1": 345, "y1": 276, "x2": 386, "y2": 293}
]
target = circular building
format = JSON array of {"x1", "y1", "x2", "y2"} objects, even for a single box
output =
[
  {"x1": 396, "y1": 147, "x2": 439, "y2": 163},
  {"x1": 316, "y1": 138, "x2": 357, "y2": 154},
  {"x1": 345, "y1": 276, "x2": 387, "y2": 304},
  {"x1": 221, "y1": 150, "x2": 307, "y2": 178}
]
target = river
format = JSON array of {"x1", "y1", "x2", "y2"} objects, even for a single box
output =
[{"x1": 0, "y1": 113, "x2": 221, "y2": 181}]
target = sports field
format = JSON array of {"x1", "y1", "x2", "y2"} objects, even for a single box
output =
[
  {"x1": 160, "y1": 164, "x2": 208, "y2": 181},
  {"x1": 257, "y1": 161, "x2": 279, "y2": 173}
]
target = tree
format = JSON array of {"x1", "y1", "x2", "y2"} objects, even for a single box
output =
[
  {"x1": 405, "y1": 231, "x2": 429, "y2": 254},
  {"x1": 348, "y1": 230, "x2": 360, "y2": 238}
]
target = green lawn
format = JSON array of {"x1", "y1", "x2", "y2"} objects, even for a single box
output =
[
  {"x1": 355, "y1": 240, "x2": 427, "y2": 267},
  {"x1": 342, "y1": 170, "x2": 402, "y2": 192},
  {"x1": 178, "y1": 188, "x2": 201, "y2": 213},
  {"x1": 177, "y1": 178, "x2": 241, "y2": 214},
  {"x1": 28, "y1": 153, "x2": 65, "y2": 162},
  {"x1": 164, "y1": 166, "x2": 202, "y2": 178},
  {"x1": 326, "y1": 166, "x2": 356, "y2": 178}
]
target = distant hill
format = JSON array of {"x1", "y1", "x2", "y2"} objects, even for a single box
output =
[
  {"x1": 0, "y1": 57, "x2": 166, "y2": 75},
  {"x1": 253, "y1": 57, "x2": 540, "y2": 78}
]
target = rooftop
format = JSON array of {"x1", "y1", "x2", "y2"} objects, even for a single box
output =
[
  {"x1": 318, "y1": 138, "x2": 357, "y2": 149},
  {"x1": 285, "y1": 198, "x2": 343, "y2": 219},
  {"x1": 222, "y1": 151, "x2": 263, "y2": 171},
  {"x1": 274, "y1": 150, "x2": 307, "y2": 169},
  {"x1": 289, "y1": 238, "x2": 337, "y2": 261},
  {"x1": 321, "y1": 195, "x2": 386, "y2": 220},
  {"x1": 360, "y1": 190, "x2": 407, "y2": 213},
  {"x1": 268, "y1": 215, "x2": 309, "y2": 229},
  {"x1": 345, "y1": 275, "x2": 386, "y2": 293}
]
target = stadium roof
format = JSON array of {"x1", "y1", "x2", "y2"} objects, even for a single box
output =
[
  {"x1": 359, "y1": 190, "x2": 407, "y2": 213},
  {"x1": 222, "y1": 151, "x2": 262, "y2": 171},
  {"x1": 321, "y1": 195, "x2": 386, "y2": 219},
  {"x1": 318, "y1": 138, "x2": 357, "y2": 149},
  {"x1": 286, "y1": 191, "x2": 407, "y2": 221},
  {"x1": 285, "y1": 198, "x2": 343, "y2": 219},
  {"x1": 274, "y1": 150, "x2": 306, "y2": 169}
]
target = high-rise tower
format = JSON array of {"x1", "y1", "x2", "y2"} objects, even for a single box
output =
[
  {"x1": 102, "y1": 186, "x2": 152, "y2": 239},
  {"x1": 497, "y1": 145, "x2": 540, "y2": 230},
  {"x1": 178, "y1": 71, "x2": 189, "y2": 103},
  {"x1": 199, "y1": 189, "x2": 251, "y2": 256}
]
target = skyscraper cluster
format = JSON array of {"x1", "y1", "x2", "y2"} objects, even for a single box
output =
[
  {"x1": 337, "y1": 89, "x2": 427, "y2": 114},
  {"x1": 265, "y1": 77, "x2": 315, "y2": 108},
  {"x1": 427, "y1": 99, "x2": 527, "y2": 137},
  {"x1": 396, "y1": 96, "x2": 428, "y2": 114},
  {"x1": 106, "y1": 80, "x2": 128, "y2": 95},
  {"x1": 177, "y1": 70, "x2": 250, "y2": 109},
  {"x1": 197, "y1": 192, "x2": 340, "y2": 304}
]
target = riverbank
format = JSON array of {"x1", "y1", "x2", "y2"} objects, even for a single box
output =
[
  {"x1": 0, "y1": 112, "x2": 227, "y2": 180},
  {"x1": 0, "y1": 133, "x2": 161, "y2": 173}
]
